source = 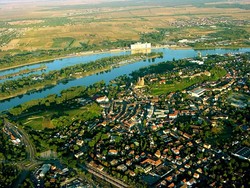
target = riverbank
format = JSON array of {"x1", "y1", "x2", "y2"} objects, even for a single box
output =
[
  {"x1": 1, "y1": 44, "x2": 249, "y2": 72},
  {"x1": 0, "y1": 65, "x2": 47, "y2": 80},
  {"x1": 0, "y1": 45, "x2": 186, "y2": 72},
  {"x1": 0, "y1": 53, "x2": 162, "y2": 101},
  {"x1": 0, "y1": 49, "x2": 129, "y2": 72},
  {"x1": 0, "y1": 48, "x2": 249, "y2": 112}
]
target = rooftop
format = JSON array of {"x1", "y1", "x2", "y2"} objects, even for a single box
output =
[{"x1": 232, "y1": 147, "x2": 250, "y2": 161}]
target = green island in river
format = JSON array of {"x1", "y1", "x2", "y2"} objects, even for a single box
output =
[{"x1": 0, "y1": 52, "x2": 163, "y2": 101}]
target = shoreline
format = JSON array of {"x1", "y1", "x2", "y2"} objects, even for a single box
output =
[
  {"x1": 0, "y1": 45, "x2": 184, "y2": 72},
  {"x1": 0, "y1": 49, "x2": 130, "y2": 72},
  {"x1": 0, "y1": 65, "x2": 46, "y2": 80},
  {"x1": 0, "y1": 45, "x2": 249, "y2": 72},
  {"x1": 0, "y1": 53, "x2": 161, "y2": 101}
]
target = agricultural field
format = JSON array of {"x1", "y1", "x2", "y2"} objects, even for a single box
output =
[
  {"x1": 0, "y1": 0, "x2": 250, "y2": 68},
  {"x1": 0, "y1": 0, "x2": 249, "y2": 61}
]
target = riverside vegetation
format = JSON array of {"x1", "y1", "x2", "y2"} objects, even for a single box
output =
[
  {"x1": 0, "y1": 52, "x2": 163, "y2": 101},
  {"x1": 2, "y1": 52, "x2": 249, "y2": 187}
]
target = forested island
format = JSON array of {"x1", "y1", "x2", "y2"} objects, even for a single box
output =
[
  {"x1": 0, "y1": 65, "x2": 47, "y2": 80},
  {"x1": 0, "y1": 52, "x2": 163, "y2": 101}
]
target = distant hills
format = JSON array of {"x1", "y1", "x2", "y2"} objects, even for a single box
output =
[
  {"x1": 0, "y1": 0, "x2": 126, "y2": 5},
  {"x1": 1, "y1": 0, "x2": 248, "y2": 7},
  {"x1": 0, "y1": 0, "x2": 249, "y2": 11}
]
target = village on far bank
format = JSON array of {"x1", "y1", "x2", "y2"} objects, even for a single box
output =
[{"x1": 1, "y1": 47, "x2": 250, "y2": 187}]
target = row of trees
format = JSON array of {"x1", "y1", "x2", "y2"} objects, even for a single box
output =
[{"x1": 80, "y1": 39, "x2": 137, "y2": 51}]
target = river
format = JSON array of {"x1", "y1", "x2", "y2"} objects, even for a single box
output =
[
  {"x1": 0, "y1": 51, "x2": 132, "y2": 83},
  {"x1": 0, "y1": 48, "x2": 249, "y2": 112}
]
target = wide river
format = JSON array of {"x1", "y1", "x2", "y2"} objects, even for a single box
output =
[{"x1": 0, "y1": 48, "x2": 249, "y2": 112}]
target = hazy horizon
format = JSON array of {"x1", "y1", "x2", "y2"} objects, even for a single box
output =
[
  {"x1": 1, "y1": 0, "x2": 249, "y2": 8},
  {"x1": 0, "y1": 0, "x2": 128, "y2": 4}
]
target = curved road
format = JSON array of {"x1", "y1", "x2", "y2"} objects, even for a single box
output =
[
  {"x1": 4, "y1": 120, "x2": 40, "y2": 188},
  {"x1": 5, "y1": 120, "x2": 129, "y2": 188},
  {"x1": 5, "y1": 121, "x2": 37, "y2": 162}
]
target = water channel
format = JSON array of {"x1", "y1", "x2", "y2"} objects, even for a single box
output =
[{"x1": 0, "y1": 48, "x2": 249, "y2": 111}]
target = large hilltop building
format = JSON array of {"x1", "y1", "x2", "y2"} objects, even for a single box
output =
[
  {"x1": 135, "y1": 77, "x2": 145, "y2": 89},
  {"x1": 137, "y1": 77, "x2": 145, "y2": 87}
]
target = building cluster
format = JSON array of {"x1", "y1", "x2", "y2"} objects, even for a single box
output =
[
  {"x1": 2, "y1": 124, "x2": 21, "y2": 145},
  {"x1": 33, "y1": 163, "x2": 72, "y2": 187},
  {"x1": 80, "y1": 87, "x2": 233, "y2": 186},
  {"x1": 169, "y1": 17, "x2": 249, "y2": 28},
  {"x1": 232, "y1": 147, "x2": 250, "y2": 162},
  {"x1": 43, "y1": 52, "x2": 249, "y2": 187},
  {"x1": 91, "y1": 53, "x2": 248, "y2": 186}
]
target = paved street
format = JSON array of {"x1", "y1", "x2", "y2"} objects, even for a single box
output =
[{"x1": 81, "y1": 164, "x2": 129, "y2": 188}]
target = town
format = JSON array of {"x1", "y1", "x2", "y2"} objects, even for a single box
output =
[
  {"x1": 0, "y1": 0, "x2": 250, "y2": 187},
  {"x1": 1, "y1": 51, "x2": 249, "y2": 187}
]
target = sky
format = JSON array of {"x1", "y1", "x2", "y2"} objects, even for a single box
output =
[
  {"x1": 0, "y1": 0, "x2": 247, "y2": 7},
  {"x1": 0, "y1": 0, "x2": 124, "y2": 3}
]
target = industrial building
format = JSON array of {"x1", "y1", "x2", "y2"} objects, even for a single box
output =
[
  {"x1": 130, "y1": 42, "x2": 151, "y2": 50},
  {"x1": 38, "y1": 164, "x2": 51, "y2": 178},
  {"x1": 189, "y1": 88, "x2": 206, "y2": 97},
  {"x1": 232, "y1": 147, "x2": 250, "y2": 161}
]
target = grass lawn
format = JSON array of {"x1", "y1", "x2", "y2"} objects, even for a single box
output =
[
  {"x1": 150, "y1": 66, "x2": 227, "y2": 95},
  {"x1": 150, "y1": 78, "x2": 200, "y2": 95},
  {"x1": 20, "y1": 103, "x2": 102, "y2": 130},
  {"x1": 22, "y1": 115, "x2": 52, "y2": 130}
]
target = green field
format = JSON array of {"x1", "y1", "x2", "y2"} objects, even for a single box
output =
[
  {"x1": 150, "y1": 66, "x2": 227, "y2": 95},
  {"x1": 19, "y1": 103, "x2": 102, "y2": 130},
  {"x1": 151, "y1": 78, "x2": 197, "y2": 95},
  {"x1": 21, "y1": 112, "x2": 59, "y2": 130}
]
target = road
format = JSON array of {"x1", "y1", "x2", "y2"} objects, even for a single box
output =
[
  {"x1": 4, "y1": 120, "x2": 129, "y2": 188},
  {"x1": 81, "y1": 164, "x2": 129, "y2": 188},
  {"x1": 5, "y1": 121, "x2": 36, "y2": 162},
  {"x1": 4, "y1": 120, "x2": 41, "y2": 188}
]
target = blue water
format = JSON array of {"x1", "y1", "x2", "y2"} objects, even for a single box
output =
[
  {"x1": 0, "y1": 48, "x2": 249, "y2": 111},
  {"x1": 0, "y1": 51, "x2": 130, "y2": 83}
]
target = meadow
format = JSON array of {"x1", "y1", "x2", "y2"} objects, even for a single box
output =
[
  {"x1": 19, "y1": 103, "x2": 102, "y2": 130},
  {"x1": 150, "y1": 66, "x2": 227, "y2": 95}
]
